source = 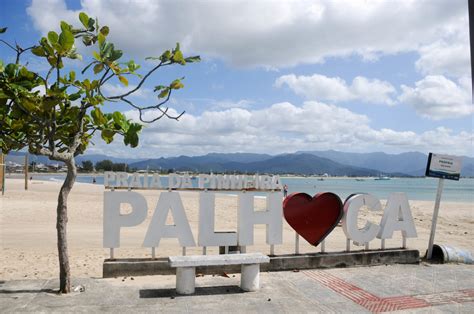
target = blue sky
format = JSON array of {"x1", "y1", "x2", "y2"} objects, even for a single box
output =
[{"x1": 1, "y1": 0, "x2": 472, "y2": 158}]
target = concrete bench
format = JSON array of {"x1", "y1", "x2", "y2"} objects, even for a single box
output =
[{"x1": 168, "y1": 253, "x2": 270, "y2": 294}]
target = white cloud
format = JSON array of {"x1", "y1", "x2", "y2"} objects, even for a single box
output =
[
  {"x1": 416, "y1": 40, "x2": 470, "y2": 77},
  {"x1": 399, "y1": 75, "x2": 473, "y2": 120},
  {"x1": 209, "y1": 99, "x2": 255, "y2": 110},
  {"x1": 275, "y1": 74, "x2": 396, "y2": 105},
  {"x1": 86, "y1": 101, "x2": 473, "y2": 157},
  {"x1": 415, "y1": 13, "x2": 470, "y2": 77},
  {"x1": 27, "y1": 0, "x2": 77, "y2": 34},
  {"x1": 27, "y1": 0, "x2": 468, "y2": 70},
  {"x1": 101, "y1": 83, "x2": 152, "y2": 99}
]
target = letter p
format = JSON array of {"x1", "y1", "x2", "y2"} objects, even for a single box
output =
[{"x1": 103, "y1": 191, "x2": 147, "y2": 248}]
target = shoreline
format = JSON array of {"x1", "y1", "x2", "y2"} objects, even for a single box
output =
[
  {"x1": 4, "y1": 176, "x2": 474, "y2": 203},
  {"x1": 7, "y1": 172, "x2": 473, "y2": 180}
]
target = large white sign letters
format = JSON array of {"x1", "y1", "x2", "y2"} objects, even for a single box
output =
[
  {"x1": 104, "y1": 190, "x2": 283, "y2": 248},
  {"x1": 342, "y1": 193, "x2": 417, "y2": 246},
  {"x1": 103, "y1": 172, "x2": 418, "y2": 251}
]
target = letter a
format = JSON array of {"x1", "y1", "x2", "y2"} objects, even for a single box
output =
[
  {"x1": 378, "y1": 193, "x2": 417, "y2": 239},
  {"x1": 143, "y1": 192, "x2": 195, "y2": 247}
]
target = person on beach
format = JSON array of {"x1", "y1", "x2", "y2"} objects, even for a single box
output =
[{"x1": 283, "y1": 184, "x2": 288, "y2": 197}]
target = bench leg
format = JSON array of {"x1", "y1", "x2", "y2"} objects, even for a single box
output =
[
  {"x1": 240, "y1": 264, "x2": 260, "y2": 292},
  {"x1": 176, "y1": 267, "x2": 196, "y2": 294}
]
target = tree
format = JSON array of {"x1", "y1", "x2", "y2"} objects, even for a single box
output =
[
  {"x1": 81, "y1": 160, "x2": 93, "y2": 172},
  {"x1": 111, "y1": 162, "x2": 128, "y2": 172},
  {"x1": 0, "y1": 13, "x2": 199, "y2": 293},
  {"x1": 95, "y1": 159, "x2": 114, "y2": 171}
]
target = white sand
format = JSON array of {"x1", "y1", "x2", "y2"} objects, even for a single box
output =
[{"x1": 1, "y1": 178, "x2": 473, "y2": 280}]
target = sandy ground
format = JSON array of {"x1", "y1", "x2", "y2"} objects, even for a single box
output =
[{"x1": 1, "y1": 178, "x2": 473, "y2": 280}]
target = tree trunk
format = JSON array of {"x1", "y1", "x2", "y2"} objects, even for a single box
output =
[{"x1": 56, "y1": 157, "x2": 77, "y2": 293}]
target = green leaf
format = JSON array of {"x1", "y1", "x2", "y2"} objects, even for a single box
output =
[
  {"x1": 127, "y1": 60, "x2": 140, "y2": 72},
  {"x1": 31, "y1": 46, "x2": 46, "y2": 57},
  {"x1": 101, "y1": 129, "x2": 115, "y2": 143},
  {"x1": 40, "y1": 37, "x2": 54, "y2": 55},
  {"x1": 68, "y1": 92, "x2": 82, "y2": 101},
  {"x1": 91, "y1": 108, "x2": 107, "y2": 125},
  {"x1": 100, "y1": 26, "x2": 109, "y2": 36},
  {"x1": 173, "y1": 42, "x2": 180, "y2": 53},
  {"x1": 112, "y1": 111, "x2": 124, "y2": 123},
  {"x1": 0, "y1": 27, "x2": 7, "y2": 34},
  {"x1": 11, "y1": 120, "x2": 24, "y2": 131},
  {"x1": 19, "y1": 66, "x2": 33, "y2": 79},
  {"x1": 42, "y1": 97, "x2": 58, "y2": 111},
  {"x1": 20, "y1": 99, "x2": 36, "y2": 112},
  {"x1": 109, "y1": 49, "x2": 123, "y2": 62},
  {"x1": 123, "y1": 123, "x2": 142, "y2": 147},
  {"x1": 60, "y1": 21, "x2": 71, "y2": 32},
  {"x1": 161, "y1": 50, "x2": 171, "y2": 62},
  {"x1": 172, "y1": 50, "x2": 185, "y2": 64},
  {"x1": 118, "y1": 75, "x2": 128, "y2": 86},
  {"x1": 112, "y1": 111, "x2": 128, "y2": 130},
  {"x1": 101, "y1": 42, "x2": 113, "y2": 58},
  {"x1": 48, "y1": 31, "x2": 59, "y2": 44},
  {"x1": 90, "y1": 79, "x2": 99, "y2": 89},
  {"x1": 158, "y1": 88, "x2": 169, "y2": 98},
  {"x1": 92, "y1": 51, "x2": 101, "y2": 61},
  {"x1": 79, "y1": 12, "x2": 89, "y2": 28},
  {"x1": 58, "y1": 29, "x2": 74, "y2": 52},
  {"x1": 93, "y1": 63, "x2": 104, "y2": 74},
  {"x1": 98, "y1": 32, "x2": 105, "y2": 46},
  {"x1": 88, "y1": 18, "x2": 95, "y2": 30},
  {"x1": 5, "y1": 63, "x2": 18, "y2": 76},
  {"x1": 184, "y1": 56, "x2": 201, "y2": 63},
  {"x1": 154, "y1": 85, "x2": 166, "y2": 92},
  {"x1": 170, "y1": 79, "x2": 184, "y2": 90}
]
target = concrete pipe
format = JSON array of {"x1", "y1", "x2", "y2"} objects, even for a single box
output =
[{"x1": 431, "y1": 244, "x2": 473, "y2": 264}]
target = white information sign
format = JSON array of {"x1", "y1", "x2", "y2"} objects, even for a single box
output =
[
  {"x1": 425, "y1": 153, "x2": 463, "y2": 259},
  {"x1": 425, "y1": 153, "x2": 463, "y2": 181}
]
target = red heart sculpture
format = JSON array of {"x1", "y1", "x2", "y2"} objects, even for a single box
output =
[{"x1": 283, "y1": 192, "x2": 343, "y2": 246}]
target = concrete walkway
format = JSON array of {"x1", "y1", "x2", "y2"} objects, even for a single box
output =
[{"x1": 1, "y1": 263, "x2": 473, "y2": 313}]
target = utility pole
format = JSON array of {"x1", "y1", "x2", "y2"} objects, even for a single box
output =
[{"x1": 469, "y1": 0, "x2": 473, "y2": 100}]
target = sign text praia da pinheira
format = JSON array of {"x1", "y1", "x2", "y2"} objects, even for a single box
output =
[
  {"x1": 103, "y1": 172, "x2": 417, "y2": 250},
  {"x1": 104, "y1": 172, "x2": 283, "y2": 190}
]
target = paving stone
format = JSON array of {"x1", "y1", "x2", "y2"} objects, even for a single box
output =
[{"x1": 1, "y1": 264, "x2": 473, "y2": 312}]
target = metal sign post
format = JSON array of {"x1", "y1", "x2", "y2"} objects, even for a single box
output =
[
  {"x1": 24, "y1": 154, "x2": 28, "y2": 190},
  {"x1": 426, "y1": 178, "x2": 444, "y2": 259},
  {"x1": 0, "y1": 153, "x2": 5, "y2": 195},
  {"x1": 425, "y1": 153, "x2": 462, "y2": 260}
]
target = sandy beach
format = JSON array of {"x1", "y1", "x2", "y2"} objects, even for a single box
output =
[{"x1": 1, "y1": 178, "x2": 473, "y2": 280}]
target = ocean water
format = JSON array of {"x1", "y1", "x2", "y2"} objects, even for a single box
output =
[
  {"x1": 32, "y1": 174, "x2": 474, "y2": 203},
  {"x1": 281, "y1": 177, "x2": 474, "y2": 203}
]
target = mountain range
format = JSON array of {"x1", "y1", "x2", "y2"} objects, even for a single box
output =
[{"x1": 6, "y1": 151, "x2": 474, "y2": 177}]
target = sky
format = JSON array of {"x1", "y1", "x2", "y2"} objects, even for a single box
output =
[{"x1": 0, "y1": 0, "x2": 472, "y2": 158}]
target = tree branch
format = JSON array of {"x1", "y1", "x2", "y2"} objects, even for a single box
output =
[
  {"x1": 120, "y1": 95, "x2": 184, "y2": 123},
  {"x1": 107, "y1": 61, "x2": 174, "y2": 100}
]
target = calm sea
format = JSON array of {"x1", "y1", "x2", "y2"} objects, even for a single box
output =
[{"x1": 32, "y1": 174, "x2": 474, "y2": 203}]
